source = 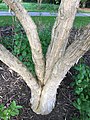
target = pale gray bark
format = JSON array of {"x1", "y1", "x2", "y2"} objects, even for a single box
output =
[
  {"x1": 1, "y1": 0, "x2": 90, "y2": 115},
  {"x1": 0, "y1": 44, "x2": 42, "y2": 111},
  {"x1": 45, "y1": 0, "x2": 80, "y2": 84},
  {"x1": 32, "y1": 25, "x2": 90, "y2": 114}
]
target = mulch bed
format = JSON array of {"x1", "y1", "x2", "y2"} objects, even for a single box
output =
[
  {"x1": 0, "y1": 61, "x2": 79, "y2": 120},
  {"x1": 0, "y1": 26, "x2": 90, "y2": 120}
]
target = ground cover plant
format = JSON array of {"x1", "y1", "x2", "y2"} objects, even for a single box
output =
[
  {"x1": 0, "y1": 101, "x2": 22, "y2": 120},
  {"x1": 0, "y1": 2, "x2": 90, "y2": 12},
  {"x1": 0, "y1": 16, "x2": 90, "y2": 27},
  {"x1": 71, "y1": 62, "x2": 90, "y2": 120}
]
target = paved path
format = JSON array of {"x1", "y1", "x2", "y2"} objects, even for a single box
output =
[{"x1": 0, "y1": 11, "x2": 90, "y2": 16}]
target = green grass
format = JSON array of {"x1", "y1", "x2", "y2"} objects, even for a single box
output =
[
  {"x1": 1, "y1": 2, "x2": 90, "y2": 13},
  {"x1": 22, "y1": 3, "x2": 59, "y2": 12},
  {"x1": 0, "y1": 16, "x2": 90, "y2": 28},
  {"x1": 0, "y1": 3, "x2": 8, "y2": 11},
  {"x1": 0, "y1": 16, "x2": 13, "y2": 26},
  {"x1": 0, "y1": 16, "x2": 55, "y2": 27},
  {"x1": 73, "y1": 17, "x2": 90, "y2": 28},
  {"x1": 0, "y1": 2, "x2": 59, "y2": 12}
]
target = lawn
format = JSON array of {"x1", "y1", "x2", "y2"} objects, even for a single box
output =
[
  {"x1": 73, "y1": 16, "x2": 90, "y2": 28},
  {"x1": 0, "y1": 2, "x2": 59, "y2": 12},
  {"x1": 0, "y1": 16, "x2": 90, "y2": 28},
  {"x1": 0, "y1": 2, "x2": 90, "y2": 13}
]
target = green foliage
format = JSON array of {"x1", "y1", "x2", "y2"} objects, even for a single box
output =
[
  {"x1": 0, "y1": 101, "x2": 22, "y2": 120},
  {"x1": 72, "y1": 63, "x2": 90, "y2": 120},
  {"x1": 0, "y1": 3, "x2": 8, "y2": 11},
  {"x1": 23, "y1": 3, "x2": 59, "y2": 12},
  {"x1": 0, "y1": 16, "x2": 13, "y2": 27},
  {"x1": 0, "y1": 36, "x2": 14, "y2": 51},
  {"x1": 12, "y1": 18, "x2": 54, "y2": 75},
  {"x1": 12, "y1": 23, "x2": 36, "y2": 76},
  {"x1": 0, "y1": 3, "x2": 59, "y2": 12},
  {"x1": 80, "y1": 0, "x2": 87, "y2": 3},
  {"x1": 0, "y1": 16, "x2": 90, "y2": 28},
  {"x1": 34, "y1": 17, "x2": 54, "y2": 57},
  {"x1": 0, "y1": 17, "x2": 54, "y2": 76},
  {"x1": 0, "y1": 0, "x2": 2, "y2": 3},
  {"x1": 73, "y1": 17, "x2": 90, "y2": 29}
]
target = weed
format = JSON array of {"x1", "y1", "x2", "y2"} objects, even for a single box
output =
[{"x1": 0, "y1": 101, "x2": 22, "y2": 120}]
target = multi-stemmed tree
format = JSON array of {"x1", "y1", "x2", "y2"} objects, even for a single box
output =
[{"x1": 0, "y1": 0, "x2": 90, "y2": 115}]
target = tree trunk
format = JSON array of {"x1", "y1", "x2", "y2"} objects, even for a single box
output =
[
  {"x1": 32, "y1": 24, "x2": 90, "y2": 114},
  {"x1": 1, "y1": 0, "x2": 90, "y2": 115}
]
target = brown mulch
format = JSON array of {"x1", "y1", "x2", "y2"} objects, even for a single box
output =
[
  {"x1": 0, "y1": 26, "x2": 14, "y2": 37},
  {"x1": 0, "y1": 26, "x2": 90, "y2": 120},
  {"x1": 0, "y1": 61, "x2": 79, "y2": 120}
]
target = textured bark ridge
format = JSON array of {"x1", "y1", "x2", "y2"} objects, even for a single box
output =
[
  {"x1": 33, "y1": 25, "x2": 90, "y2": 114},
  {"x1": 0, "y1": 0, "x2": 90, "y2": 115},
  {"x1": 45, "y1": 0, "x2": 80, "y2": 83}
]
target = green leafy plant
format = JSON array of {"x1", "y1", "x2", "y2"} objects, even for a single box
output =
[
  {"x1": 1, "y1": 36, "x2": 14, "y2": 52},
  {"x1": 0, "y1": 0, "x2": 2, "y2": 3},
  {"x1": 0, "y1": 18, "x2": 53, "y2": 76},
  {"x1": 12, "y1": 23, "x2": 36, "y2": 76},
  {"x1": 71, "y1": 63, "x2": 90, "y2": 120},
  {"x1": 0, "y1": 101, "x2": 22, "y2": 120},
  {"x1": 12, "y1": 20, "x2": 52, "y2": 76}
]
